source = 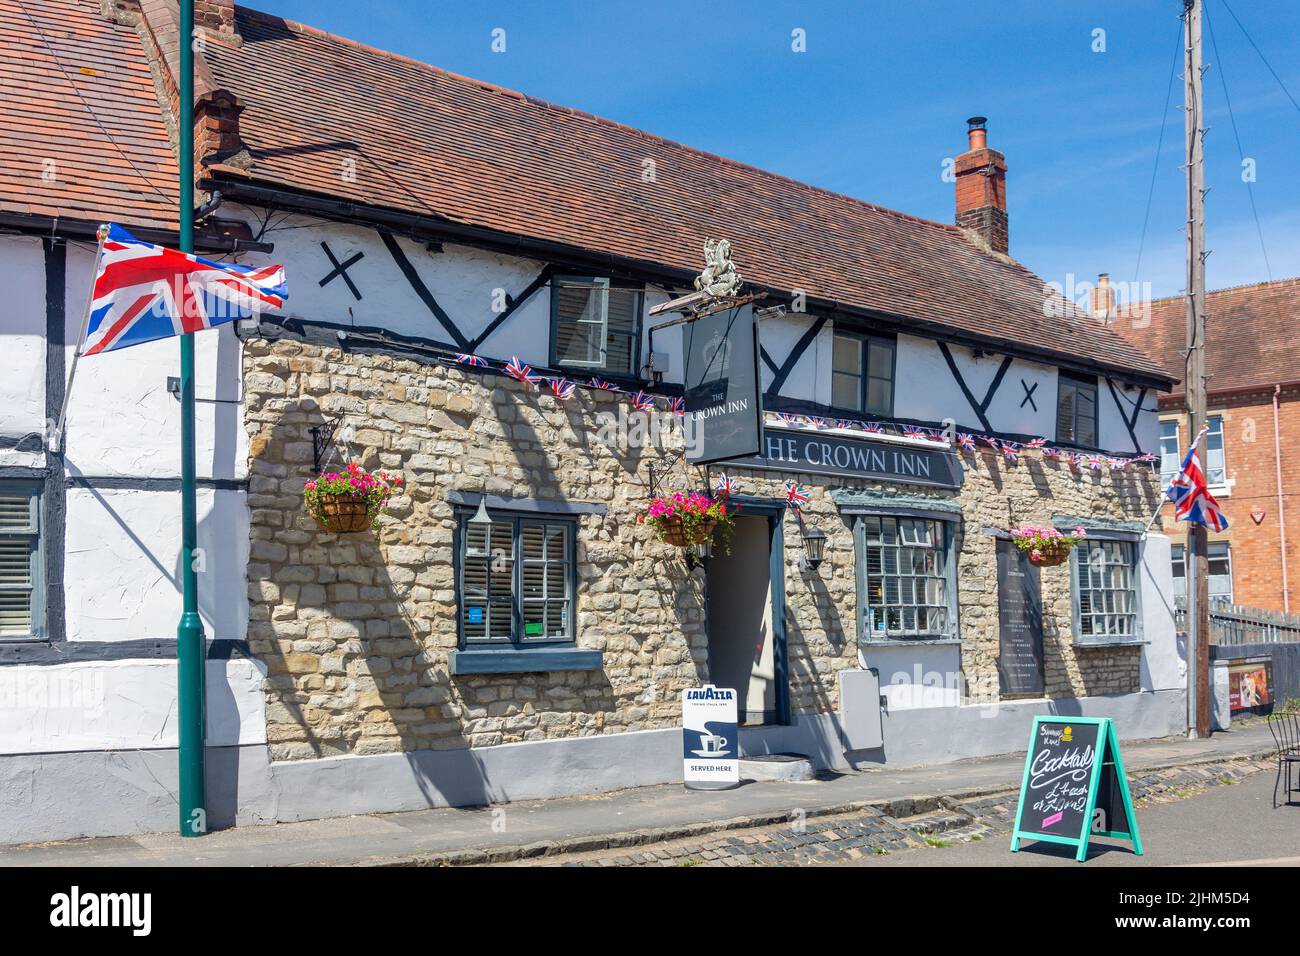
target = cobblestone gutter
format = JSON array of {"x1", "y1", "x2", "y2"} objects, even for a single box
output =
[{"x1": 365, "y1": 757, "x2": 1272, "y2": 867}]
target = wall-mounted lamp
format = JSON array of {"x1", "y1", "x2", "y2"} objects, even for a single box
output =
[{"x1": 798, "y1": 523, "x2": 827, "y2": 573}]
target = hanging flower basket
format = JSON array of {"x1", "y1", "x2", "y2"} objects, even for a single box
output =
[
  {"x1": 303, "y1": 461, "x2": 404, "y2": 534},
  {"x1": 1009, "y1": 524, "x2": 1087, "y2": 567},
  {"x1": 638, "y1": 492, "x2": 734, "y2": 552}
]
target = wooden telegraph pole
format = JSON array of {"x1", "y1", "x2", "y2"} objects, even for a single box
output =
[{"x1": 1183, "y1": 0, "x2": 1211, "y2": 738}]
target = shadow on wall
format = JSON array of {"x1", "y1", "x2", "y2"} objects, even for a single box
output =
[{"x1": 247, "y1": 400, "x2": 494, "y2": 811}]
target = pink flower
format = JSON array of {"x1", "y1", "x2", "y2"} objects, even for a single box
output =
[
  {"x1": 304, "y1": 480, "x2": 317, "y2": 491},
  {"x1": 1030, "y1": 549, "x2": 1043, "y2": 561}
]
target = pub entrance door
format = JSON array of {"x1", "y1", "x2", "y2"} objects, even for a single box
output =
[{"x1": 705, "y1": 506, "x2": 789, "y2": 725}]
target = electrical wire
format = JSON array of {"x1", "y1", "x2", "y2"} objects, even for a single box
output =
[
  {"x1": 1132, "y1": 17, "x2": 1186, "y2": 289},
  {"x1": 1219, "y1": 0, "x2": 1300, "y2": 117},
  {"x1": 1206, "y1": 0, "x2": 1274, "y2": 281}
]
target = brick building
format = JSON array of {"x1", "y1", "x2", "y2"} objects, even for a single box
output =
[{"x1": 1109, "y1": 277, "x2": 1300, "y2": 612}]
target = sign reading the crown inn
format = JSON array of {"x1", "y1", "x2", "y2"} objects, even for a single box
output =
[
  {"x1": 683, "y1": 302, "x2": 764, "y2": 465},
  {"x1": 732, "y1": 428, "x2": 965, "y2": 489}
]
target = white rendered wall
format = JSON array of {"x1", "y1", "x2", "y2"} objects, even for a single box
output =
[
  {"x1": 0, "y1": 237, "x2": 50, "y2": 471},
  {"x1": 0, "y1": 657, "x2": 266, "y2": 755}
]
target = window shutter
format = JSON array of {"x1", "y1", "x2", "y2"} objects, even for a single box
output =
[{"x1": 0, "y1": 490, "x2": 36, "y2": 638}]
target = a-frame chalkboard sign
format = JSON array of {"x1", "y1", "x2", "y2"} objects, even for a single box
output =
[{"x1": 1010, "y1": 716, "x2": 1143, "y2": 862}]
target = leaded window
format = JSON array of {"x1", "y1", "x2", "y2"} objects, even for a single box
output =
[
  {"x1": 858, "y1": 515, "x2": 953, "y2": 639},
  {"x1": 459, "y1": 511, "x2": 574, "y2": 645},
  {"x1": 1074, "y1": 539, "x2": 1139, "y2": 641}
]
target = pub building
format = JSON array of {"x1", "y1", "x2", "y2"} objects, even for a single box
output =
[{"x1": 0, "y1": 1, "x2": 1183, "y2": 840}]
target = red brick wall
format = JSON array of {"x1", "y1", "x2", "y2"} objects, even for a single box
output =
[{"x1": 1160, "y1": 384, "x2": 1300, "y2": 611}]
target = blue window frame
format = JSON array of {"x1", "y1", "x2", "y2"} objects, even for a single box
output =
[
  {"x1": 0, "y1": 481, "x2": 44, "y2": 641},
  {"x1": 1071, "y1": 538, "x2": 1141, "y2": 643},
  {"x1": 457, "y1": 510, "x2": 576, "y2": 647}
]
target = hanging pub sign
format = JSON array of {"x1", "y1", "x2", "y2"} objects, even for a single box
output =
[
  {"x1": 682, "y1": 304, "x2": 763, "y2": 465},
  {"x1": 682, "y1": 685, "x2": 740, "y2": 790},
  {"x1": 1010, "y1": 716, "x2": 1143, "y2": 861},
  {"x1": 728, "y1": 428, "x2": 964, "y2": 489}
]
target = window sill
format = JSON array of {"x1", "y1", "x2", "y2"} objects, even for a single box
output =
[
  {"x1": 859, "y1": 637, "x2": 961, "y2": 647},
  {"x1": 1072, "y1": 638, "x2": 1148, "y2": 649},
  {"x1": 449, "y1": 646, "x2": 603, "y2": 676}
]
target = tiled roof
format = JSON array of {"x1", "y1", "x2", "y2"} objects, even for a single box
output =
[
  {"x1": 1111, "y1": 278, "x2": 1300, "y2": 397},
  {"x1": 0, "y1": 0, "x2": 177, "y2": 231},
  {"x1": 199, "y1": 6, "x2": 1171, "y2": 384}
]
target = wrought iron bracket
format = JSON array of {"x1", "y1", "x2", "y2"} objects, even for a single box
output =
[{"x1": 309, "y1": 414, "x2": 345, "y2": 473}]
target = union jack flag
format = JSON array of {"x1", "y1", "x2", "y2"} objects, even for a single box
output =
[
  {"x1": 588, "y1": 377, "x2": 620, "y2": 392},
  {"x1": 776, "y1": 412, "x2": 802, "y2": 427},
  {"x1": 1068, "y1": 452, "x2": 1082, "y2": 470},
  {"x1": 455, "y1": 353, "x2": 488, "y2": 368},
  {"x1": 807, "y1": 416, "x2": 828, "y2": 429},
  {"x1": 1001, "y1": 441, "x2": 1020, "y2": 463},
  {"x1": 957, "y1": 432, "x2": 977, "y2": 452},
  {"x1": 1168, "y1": 437, "x2": 1230, "y2": 531},
  {"x1": 863, "y1": 421, "x2": 883, "y2": 433},
  {"x1": 504, "y1": 356, "x2": 539, "y2": 387},
  {"x1": 715, "y1": 472, "x2": 734, "y2": 497},
  {"x1": 785, "y1": 481, "x2": 810, "y2": 509},
  {"x1": 982, "y1": 435, "x2": 1000, "y2": 449},
  {"x1": 1026, "y1": 437, "x2": 1048, "y2": 448},
  {"x1": 669, "y1": 397, "x2": 685, "y2": 416},
  {"x1": 630, "y1": 390, "x2": 656, "y2": 412},
  {"x1": 549, "y1": 377, "x2": 576, "y2": 400},
  {"x1": 834, "y1": 418, "x2": 854, "y2": 430},
  {"x1": 1087, "y1": 455, "x2": 1105, "y2": 472},
  {"x1": 1108, "y1": 457, "x2": 1127, "y2": 471},
  {"x1": 902, "y1": 427, "x2": 930, "y2": 440},
  {"x1": 82, "y1": 223, "x2": 285, "y2": 356}
]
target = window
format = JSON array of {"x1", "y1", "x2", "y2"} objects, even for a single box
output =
[
  {"x1": 1057, "y1": 371, "x2": 1098, "y2": 446},
  {"x1": 458, "y1": 511, "x2": 574, "y2": 645},
  {"x1": 0, "y1": 483, "x2": 42, "y2": 641},
  {"x1": 1159, "y1": 419, "x2": 1180, "y2": 485},
  {"x1": 857, "y1": 515, "x2": 954, "y2": 640},
  {"x1": 1205, "y1": 415, "x2": 1226, "y2": 486},
  {"x1": 1073, "y1": 539, "x2": 1139, "y2": 641},
  {"x1": 1160, "y1": 415, "x2": 1225, "y2": 486},
  {"x1": 1172, "y1": 542, "x2": 1232, "y2": 603},
  {"x1": 831, "y1": 331, "x2": 894, "y2": 415},
  {"x1": 551, "y1": 277, "x2": 641, "y2": 377}
]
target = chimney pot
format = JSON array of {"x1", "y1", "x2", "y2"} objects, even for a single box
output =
[{"x1": 954, "y1": 116, "x2": 1008, "y2": 254}]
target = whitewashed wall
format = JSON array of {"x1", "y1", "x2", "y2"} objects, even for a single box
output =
[
  {"x1": 0, "y1": 237, "x2": 256, "y2": 759},
  {"x1": 225, "y1": 209, "x2": 1159, "y2": 455},
  {"x1": 0, "y1": 237, "x2": 50, "y2": 471}
]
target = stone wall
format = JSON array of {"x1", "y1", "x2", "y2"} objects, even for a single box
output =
[{"x1": 242, "y1": 336, "x2": 1161, "y2": 761}]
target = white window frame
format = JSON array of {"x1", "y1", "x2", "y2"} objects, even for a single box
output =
[
  {"x1": 854, "y1": 513, "x2": 957, "y2": 642},
  {"x1": 551, "y1": 276, "x2": 641, "y2": 377}
]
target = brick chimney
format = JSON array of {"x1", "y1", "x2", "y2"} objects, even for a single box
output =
[
  {"x1": 954, "y1": 116, "x2": 1009, "y2": 254},
  {"x1": 194, "y1": 0, "x2": 238, "y2": 43},
  {"x1": 1090, "y1": 273, "x2": 1115, "y2": 322}
]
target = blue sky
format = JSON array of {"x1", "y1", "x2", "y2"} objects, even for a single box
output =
[{"x1": 251, "y1": 0, "x2": 1300, "y2": 301}]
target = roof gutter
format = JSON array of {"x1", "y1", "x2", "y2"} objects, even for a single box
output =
[
  {"x1": 207, "y1": 176, "x2": 1176, "y2": 391},
  {"x1": 0, "y1": 211, "x2": 273, "y2": 254}
]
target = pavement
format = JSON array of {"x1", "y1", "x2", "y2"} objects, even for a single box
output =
[{"x1": 0, "y1": 721, "x2": 1279, "y2": 867}]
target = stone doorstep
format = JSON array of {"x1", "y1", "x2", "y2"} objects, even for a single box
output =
[{"x1": 357, "y1": 746, "x2": 1278, "y2": 868}]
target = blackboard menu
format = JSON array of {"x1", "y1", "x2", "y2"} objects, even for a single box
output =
[
  {"x1": 996, "y1": 539, "x2": 1045, "y2": 696},
  {"x1": 1017, "y1": 719, "x2": 1100, "y2": 839}
]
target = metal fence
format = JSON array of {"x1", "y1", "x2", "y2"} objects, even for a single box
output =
[{"x1": 1175, "y1": 596, "x2": 1300, "y2": 645}]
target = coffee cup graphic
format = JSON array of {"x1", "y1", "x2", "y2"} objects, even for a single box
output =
[{"x1": 700, "y1": 734, "x2": 728, "y2": 754}]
